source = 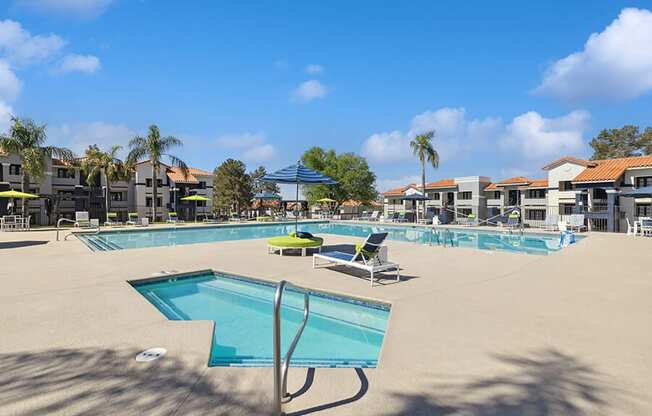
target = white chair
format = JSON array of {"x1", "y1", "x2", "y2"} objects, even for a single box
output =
[
  {"x1": 570, "y1": 214, "x2": 587, "y2": 232},
  {"x1": 558, "y1": 220, "x2": 568, "y2": 232},
  {"x1": 75, "y1": 211, "x2": 92, "y2": 228},
  {"x1": 626, "y1": 217, "x2": 638, "y2": 236},
  {"x1": 369, "y1": 211, "x2": 380, "y2": 221},
  {"x1": 543, "y1": 214, "x2": 559, "y2": 231},
  {"x1": 641, "y1": 219, "x2": 652, "y2": 237},
  {"x1": 312, "y1": 232, "x2": 400, "y2": 287}
]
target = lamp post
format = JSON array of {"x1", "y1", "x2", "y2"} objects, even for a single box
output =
[{"x1": 170, "y1": 187, "x2": 179, "y2": 212}]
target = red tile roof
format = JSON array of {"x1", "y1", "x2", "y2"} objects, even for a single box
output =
[
  {"x1": 572, "y1": 155, "x2": 652, "y2": 183},
  {"x1": 485, "y1": 183, "x2": 498, "y2": 190},
  {"x1": 527, "y1": 179, "x2": 549, "y2": 188},
  {"x1": 166, "y1": 167, "x2": 210, "y2": 184},
  {"x1": 495, "y1": 176, "x2": 531, "y2": 186},
  {"x1": 486, "y1": 177, "x2": 548, "y2": 190},
  {"x1": 542, "y1": 156, "x2": 596, "y2": 171},
  {"x1": 422, "y1": 179, "x2": 456, "y2": 189},
  {"x1": 382, "y1": 185, "x2": 413, "y2": 197}
]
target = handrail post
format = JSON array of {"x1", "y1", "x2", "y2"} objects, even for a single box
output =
[
  {"x1": 273, "y1": 281, "x2": 286, "y2": 416},
  {"x1": 272, "y1": 280, "x2": 310, "y2": 416}
]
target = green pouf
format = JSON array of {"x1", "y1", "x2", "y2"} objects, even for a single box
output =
[{"x1": 267, "y1": 235, "x2": 324, "y2": 256}]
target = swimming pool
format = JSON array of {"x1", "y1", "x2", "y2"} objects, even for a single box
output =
[
  {"x1": 132, "y1": 271, "x2": 390, "y2": 367},
  {"x1": 79, "y1": 221, "x2": 576, "y2": 255}
]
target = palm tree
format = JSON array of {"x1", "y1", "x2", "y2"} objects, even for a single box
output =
[
  {"x1": 81, "y1": 145, "x2": 132, "y2": 221},
  {"x1": 410, "y1": 131, "x2": 439, "y2": 220},
  {"x1": 0, "y1": 117, "x2": 73, "y2": 218},
  {"x1": 127, "y1": 125, "x2": 187, "y2": 221}
]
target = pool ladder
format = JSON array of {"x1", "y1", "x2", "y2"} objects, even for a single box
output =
[{"x1": 273, "y1": 280, "x2": 310, "y2": 416}]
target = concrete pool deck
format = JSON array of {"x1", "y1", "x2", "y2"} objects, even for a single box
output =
[{"x1": 1, "y1": 227, "x2": 651, "y2": 415}]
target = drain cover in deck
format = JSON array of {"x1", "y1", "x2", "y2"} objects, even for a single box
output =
[{"x1": 136, "y1": 347, "x2": 167, "y2": 362}]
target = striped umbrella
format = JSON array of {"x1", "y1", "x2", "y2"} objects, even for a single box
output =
[{"x1": 262, "y1": 161, "x2": 337, "y2": 233}]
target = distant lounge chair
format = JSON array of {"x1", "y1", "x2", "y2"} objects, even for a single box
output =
[
  {"x1": 104, "y1": 212, "x2": 121, "y2": 226},
  {"x1": 74, "y1": 211, "x2": 93, "y2": 228},
  {"x1": 395, "y1": 212, "x2": 409, "y2": 223},
  {"x1": 126, "y1": 212, "x2": 140, "y2": 226},
  {"x1": 229, "y1": 213, "x2": 242, "y2": 222},
  {"x1": 418, "y1": 211, "x2": 434, "y2": 224},
  {"x1": 368, "y1": 211, "x2": 380, "y2": 221},
  {"x1": 507, "y1": 212, "x2": 520, "y2": 229},
  {"x1": 167, "y1": 212, "x2": 184, "y2": 224},
  {"x1": 313, "y1": 232, "x2": 400, "y2": 287},
  {"x1": 466, "y1": 213, "x2": 478, "y2": 227},
  {"x1": 543, "y1": 214, "x2": 558, "y2": 231},
  {"x1": 641, "y1": 219, "x2": 652, "y2": 237},
  {"x1": 385, "y1": 212, "x2": 399, "y2": 222},
  {"x1": 570, "y1": 214, "x2": 587, "y2": 232}
]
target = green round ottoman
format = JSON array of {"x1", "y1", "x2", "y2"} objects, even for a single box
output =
[{"x1": 267, "y1": 235, "x2": 324, "y2": 256}]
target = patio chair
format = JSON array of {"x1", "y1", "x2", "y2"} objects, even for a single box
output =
[
  {"x1": 74, "y1": 211, "x2": 92, "y2": 228},
  {"x1": 385, "y1": 212, "x2": 399, "y2": 222},
  {"x1": 507, "y1": 212, "x2": 520, "y2": 229},
  {"x1": 356, "y1": 211, "x2": 370, "y2": 221},
  {"x1": 626, "y1": 217, "x2": 637, "y2": 236},
  {"x1": 543, "y1": 214, "x2": 559, "y2": 231},
  {"x1": 313, "y1": 232, "x2": 400, "y2": 287},
  {"x1": 126, "y1": 212, "x2": 139, "y2": 226},
  {"x1": 369, "y1": 211, "x2": 380, "y2": 221},
  {"x1": 395, "y1": 212, "x2": 409, "y2": 223},
  {"x1": 641, "y1": 219, "x2": 652, "y2": 237},
  {"x1": 166, "y1": 212, "x2": 184, "y2": 224},
  {"x1": 202, "y1": 213, "x2": 220, "y2": 223},
  {"x1": 570, "y1": 214, "x2": 587, "y2": 232},
  {"x1": 418, "y1": 211, "x2": 434, "y2": 225},
  {"x1": 467, "y1": 213, "x2": 478, "y2": 227},
  {"x1": 104, "y1": 212, "x2": 121, "y2": 226}
]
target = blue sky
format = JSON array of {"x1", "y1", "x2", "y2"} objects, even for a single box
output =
[{"x1": 1, "y1": 1, "x2": 651, "y2": 191}]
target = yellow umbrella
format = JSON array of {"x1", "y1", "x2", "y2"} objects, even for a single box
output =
[
  {"x1": 0, "y1": 190, "x2": 39, "y2": 199},
  {"x1": 180, "y1": 195, "x2": 209, "y2": 222},
  {"x1": 316, "y1": 197, "x2": 336, "y2": 203}
]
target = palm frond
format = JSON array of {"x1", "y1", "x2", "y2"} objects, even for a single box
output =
[{"x1": 167, "y1": 154, "x2": 189, "y2": 178}]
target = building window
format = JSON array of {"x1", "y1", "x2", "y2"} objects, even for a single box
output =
[
  {"x1": 198, "y1": 181, "x2": 206, "y2": 189},
  {"x1": 636, "y1": 204, "x2": 651, "y2": 217},
  {"x1": 56, "y1": 168, "x2": 75, "y2": 179},
  {"x1": 527, "y1": 209, "x2": 546, "y2": 221},
  {"x1": 196, "y1": 200, "x2": 206, "y2": 207},
  {"x1": 146, "y1": 197, "x2": 163, "y2": 207},
  {"x1": 559, "y1": 203, "x2": 574, "y2": 215},
  {"x1": 146, "y1": 178, "x2": 163, "y2": 188},
  {"x1": 527, "y1": 189, "x2": 546, "y2": 199},
  {"x1": 493, "y1": 191, "x2": 501, "y2": 200},
  {"x1": 111, "y1": 192, "x2": 126, "y2": 201},
  {"x1": 559, "y1": 181, "x2": 573, "y2": 191},
  {"x1": 429, "y1": 192, "x2": 440, "y2": 200},
  {"x1": 593, "y1": 188, "x2": 607, "y2": 200},
  {"x1": 635, "y1": 176, "x2": 652, "y2": 187},
  {"x1": 458, "y1": 191, "x2": 472, "y2": 200},
  {"x1": 9, "y1": 164, "x2": 20, "y2": 175}
]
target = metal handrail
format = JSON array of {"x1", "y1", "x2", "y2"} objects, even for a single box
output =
[
  {"x1": 273, "y1": 280, "x2": 310, "y2": 415},
  {"x1": 56, "y1": 218, "x2": 77, "y2": 241}
]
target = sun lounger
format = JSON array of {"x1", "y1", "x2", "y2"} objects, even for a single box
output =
[
  {"x1": 75, "y1": 211, "x2": 92, "y2": 228},
  {"x1": 104, "y1": 212, "x2": 121, "y2": 226},
  {"x1": 167, "y1": 212, "x2": 184, "y2": 224},
  {"x1": 543, "y1": 214, "x2": 558, "y2": 231},
  {"x1": 313, "y1": 232, "x2": 400, "y2": 287},
  {"x1": 126, "y1": 212, "x2": 139, "y2": 226},
  {"x1": 570, "y1": 214, "x2": 586, "y2": 232}
]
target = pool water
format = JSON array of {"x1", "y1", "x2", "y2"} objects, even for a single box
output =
[
  {"x1": 133, "y1": 271, "x2": 390, "y2": 367},
  {"x1": 80, "y1": 221, "x2": 576, "y2": 255}
]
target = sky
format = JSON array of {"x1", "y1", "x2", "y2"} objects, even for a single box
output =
[{"x1": 1, "y1": 0, "x2": 652, "y2": 192}]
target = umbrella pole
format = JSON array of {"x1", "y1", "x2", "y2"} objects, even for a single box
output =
[{"x1": 295, "y1": 183, "x2": 299, "y2": 234}]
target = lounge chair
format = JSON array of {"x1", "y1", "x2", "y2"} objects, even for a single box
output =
[
  {"x1": 356, "y1": 211, "x2": 370, "y2": 221},
  {"x1": 626, "y1": 217, "x2": 637, "y2": 236},
  {"x1": 641, "y1": 219, "x2": 652, "y2": 237},
  {"x1": 313, "y1": 232, "x2": 400, "y2": 287},
  {"x1": 570, "y1": 214, "x2": 587, "y2": 232},
  {"x1": 385, "y1": 212, "x2": 399, "y2": 222},
  {"x1": 466, "y1": 213, "x2": 478, "y2": 227},
  {"x1": 75, "y1": 211, "x2": 98, "y2": 229},
  {"x1": 229, "y1": 213, "x2": 242, "y2": 222},
  {"x1": 395, "y1": 212, "x2": 409, "y2": 223},
  {"x1": 167, "y1": 212, "x2": 184, "y2": 224},
  {"x1": 104, "y1": 212, "x2": 121, "y2": 226},
  {"x1": 507, "y1": 212, "x2": 520, "y2": 229},
  {"x1": 126, "y1": 212, "x2": 140, "y2": 226},
  {"x1": 543, "y1": 214, "x2": 558, "y2": 231},
  {"x1": 368, "y1": 211, "x2": 380, "y2": 221},
  {"x1": 418, "y1": 211, "x2": 434, "y2": 225}
]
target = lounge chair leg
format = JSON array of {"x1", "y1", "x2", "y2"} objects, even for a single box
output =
[
  {"x1": 370, "y1": 270, "x2": 374, "y2": 287},
  {"x1": 396, "y1": 267, "x2": 400, "y2": 282},
  {"x1": 302, "y1": 248, "x2": 306, "y2": 256}
]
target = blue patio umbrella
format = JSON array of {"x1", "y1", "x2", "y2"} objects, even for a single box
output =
[
  {"x1": 401, "y1": 193, "x2": 428, "y2": 221},
  {"x1": 254, "y1": 192, "x2": 282, "y2": 200},
  {"x1": 262, "y1": 161, "x2": 337, "y2": 233}
]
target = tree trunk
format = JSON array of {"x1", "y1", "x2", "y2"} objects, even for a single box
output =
[
  {"x1": 421, "y1": 160, "x2": 426, "y2": 220},
  {"x1": 104, "y1": 169, "x2": 111, "y2": 220},
  {"x1": 21, "y1": 172, "x2": 30, "y2": 218},
  {"x1": 151, "y1": 163, "x2": 158, "y2": 222}
]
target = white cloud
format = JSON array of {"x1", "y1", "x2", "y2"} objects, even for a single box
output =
[
  {"x1": 0, "y1": 19, "x2": 65, "y2": 66},
  {"x1": 293, "y1": 79, "x2": 328, "y2": 102},
  {"x1": 534, "y1": 8, "x2": 652, "y2": 101},
  {"x1": 242, "y1": 144, "x2": 276, "y2": 163},
  {"x1": 215, "y1": 131, "x2": 276, "y2": 163},
  {"x1": 0, "y1": 100, "x2": 14, "y2": 133},
  {"x1": 216, "y1": 131, "x2": 266, "y2": 149},
  {"x1": 0, "y1": 60, "x2": 21, "y2": 102},
  {"x1": 15, "y1": 0, "x2": 114, "y2": 19},
  {"x1": 55, "y1": 53, "x2": 101, "y2": 74},
  {"x1": 362, "y1": 107, "x2": 502, "y2": 163},
  {"x1": 305, "y1": 64, "x2": 324, "y2": 75},
  {"x1": 48, "y1": 122, "x2": 136, "y2": 155},
  {"x1": 376, "y1": 175, "x2": 420, "y2": 192},
  {"x1": 499, "y1": 110, "x2": 590, "y2": 159}
]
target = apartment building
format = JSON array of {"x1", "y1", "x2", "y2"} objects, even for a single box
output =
[
  {"x1": 383, "y1": 176, "x2": 491, "y2": 222},
  {"x1": 0, "y1": 154, "x2": 213, "y2": 225},
  {"x1": 382, "y1": 154, "x2": 652, "y2": 232}
]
